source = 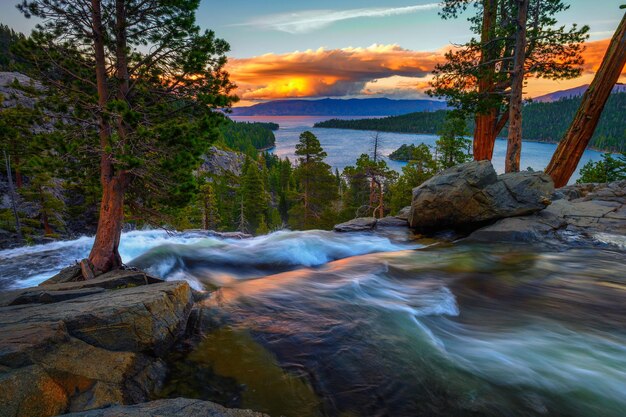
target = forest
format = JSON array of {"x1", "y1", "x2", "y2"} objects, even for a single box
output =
[{"x1": 315, "y1": 93, "x2": 626, "y2": 152}]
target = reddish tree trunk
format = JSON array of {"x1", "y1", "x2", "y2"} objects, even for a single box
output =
[
  {"x1": 89, "y1": 175, "x2": 127, "y2": 274},
  {"x1": 505, "y1": 0, "x2": 529, "y2": 173},
  {"x1": 473, "y1": 0, "x2": 499, "y2": 161},
  {"x1": 88, "y1": 0, "x2": 126, "y2": 275},
  {"x1": 545, "y1": 11, "x2": 626, "y2": 187},
  {"x1": 473, "y1": 110, "x2": 498, "y2": 160}
]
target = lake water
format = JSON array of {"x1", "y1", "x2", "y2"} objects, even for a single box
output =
[{"x1": 232, "y1": 115, "x2": 606, "y2": 183}]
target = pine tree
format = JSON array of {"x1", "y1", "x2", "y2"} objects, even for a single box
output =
[
  {"x1": 241, "y1": 159, "x2": 268, "y2": 232},
  {"x1": 289, "y1": 131, "x2": 337, "y2": 229},
  {"x1": 390, "y1": 144, "x2": 437, "y2": 212},
  {"x1": 17, "y1": 0, "x2": 236, "y2": 275},
  {"x1": 343, "y1": 154, "x2": 397, "y2": 219},
  {"x1": 435, "y1": 115, "x2": 472, "y2": 170},
  {"x1": 200, "y1": 181, "x2": 220, "y2": 231},
  {"x1": 430, "y1": 0, "x2": 588, "y2": 161}
]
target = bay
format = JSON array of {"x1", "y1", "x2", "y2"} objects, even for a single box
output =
[{"x1": 232, "y1": 115, "x2": 606, "y2": 183}]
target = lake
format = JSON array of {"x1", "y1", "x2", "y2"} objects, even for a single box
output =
[{"x1": 232, "y1": 115, "x2": 606, "y2": 183}]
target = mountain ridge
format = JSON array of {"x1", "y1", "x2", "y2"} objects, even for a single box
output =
[
  {"x1": 230, "y1": 97, "x2": 448, "y2": 116},
  {"x1": 532, "y1": 83, "x2": 626, "y2": 102}
]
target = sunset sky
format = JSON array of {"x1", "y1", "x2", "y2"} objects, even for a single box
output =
[{"x1": 3, "y1": 0, "x2": 625, "y2": 106}]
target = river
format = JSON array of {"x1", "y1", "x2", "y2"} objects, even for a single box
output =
[
  {"x1": 1, "y1": 228, "x2": 625, "y2": 417},
  {"x1": 232, "y1": 115, "x2": 606, "y2": 183}
]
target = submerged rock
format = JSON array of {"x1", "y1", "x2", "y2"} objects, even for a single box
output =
[
  {"x1": 63, "y1": 398, "x2": 268, "y2": 417},
  {"x1": 409, "y1": 161, "x2": 553, "y2": 231}
]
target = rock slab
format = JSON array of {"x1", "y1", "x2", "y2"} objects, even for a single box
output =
[{"x1": 0, "y1": 270, "x2": 194, "y2": 417}]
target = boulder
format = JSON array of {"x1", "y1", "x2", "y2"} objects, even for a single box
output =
[
  {"x1": 63, "y1": 398, "x2": 269, "y2": 417},
  {"x1": 334, "y1": 217, "x2": 377, "y2": 232},
  {"x1": 395, "y1": 206, "x2": 411, "y2": 220},
  {"x1": 409, "y1": 161, "x2": 553, "y2": 231}
]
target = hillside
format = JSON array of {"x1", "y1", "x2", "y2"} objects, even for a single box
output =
[
  {"x1": 230, "y1": 98, "x2": 448, "y2": 116},
  {"x1": 315, "y1": 93, "x2": 626, "y2": 152},
  {"x1": 532, "y1": 83, "x2": 626, "y2": 103}
]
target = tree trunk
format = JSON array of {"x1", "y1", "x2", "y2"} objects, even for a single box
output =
[
  {"x1": 3, "y1": 150, "x2": 22, "y2": 241},
  {"x1": 39, "y1": 186, "x2": 53, "y2": 236},
  {"x1": 473, "y1": 0, "x2": 498, "y2": 161},
  {"x1": 505, "y1": 0, "x2": 529, "y2": 173},
  {"x1": 89, "y1": 175, "x2": 127, "y2": 274},
  {"x1": 473, "y1": 110, "x2": 499, "y2": 160},
  {"x1": 545, "y1": 11, "x2": 626, "y2": 187},
  {"x1": 88, "y1": 0, "x2": 126, "y2": 275},
  {"x1": 377, "y1": 180, "x2": 384, "y2": 219},
  {"x1": 14, "y1": 156, "x2": 23, "y2": 188}
]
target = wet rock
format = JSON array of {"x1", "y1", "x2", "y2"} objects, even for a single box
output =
[
  {"x1": 376, "y1": 216, "x2": 409, "y2": 228},
  {"x1": 38, "y1": 263, "x2": 83, "y2": 285},
  {"x1": 1, "y1": 287, "x2": 106, "y2": 307},
  {"x1": 409, "y1": 161, "x2": 553, "y2": 231},
  {"x1": 334, "y1": 217, "x2": 377, "y2": 232},
  {"x1": 64, "y1": 398, "x2": 269, "y2": 417},
  {"x1": 40, "y1": 268, "x2": 163, "y2": 289}
]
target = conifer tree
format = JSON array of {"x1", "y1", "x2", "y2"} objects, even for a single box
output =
[
  {"x1": 435, "y1": 115, "x2": 472, "y2": 170},
  {"x1": 430, "y1": 0, "x2": 588, "y2": 161},
  {"x1": 241, "y1": 159, "x2": 267, "y2": 232},
  {"x1": 289, "y1": 131, "x2": 337, "y2": 229},
  {"x1": 17, "y1": 0, "x2": 236, "y2": 274},
  {"x1": 390, "y1": 144, "x2": 436, "y2": 212},
  {"x1": 200, "y1": 181, "x2": 220, "y2": 231}
]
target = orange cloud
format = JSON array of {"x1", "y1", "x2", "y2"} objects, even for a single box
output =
[
  {"x1": 227, "y1": 44, "x2": 449, "y2": 103},
  {"x1": 526, "y1": 38, "x2": 626, "y2": 98},
  {"x1": 228, "y1": 38, "x2": 625, "y2": 104}
]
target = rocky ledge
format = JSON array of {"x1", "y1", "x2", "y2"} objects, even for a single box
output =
[
  {"x1": 0, "y1": 267, "x2": 267, "y2": 417},
  {"x1": 333, "y1": 161, "x2": 626, "y2": 248},
  {"x1": 468, "y1": 179, "x2": 626, "y2": 245}
]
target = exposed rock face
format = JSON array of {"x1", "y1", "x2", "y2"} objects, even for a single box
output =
[
  {"x1": 409, "y1": 161, "x2": 553, "y2": 231},
  {"x1": 200, "y1": 146, "x2": 246, "y2": 176},
  {"x1": 0, "y1": 269, "x2": 194, "y2": 417},
  {"x1": 0, "y1": 72, "x2": 40, "y2": 109},
  {"x1": 468, "y1": 180, "x2": 626, "y2": 245},
  {"x1": 64, "y1": 398, "x2": 268, "y2": 417}
]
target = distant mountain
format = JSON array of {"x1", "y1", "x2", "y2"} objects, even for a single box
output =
[
  {"x1": 230, "y1": 98, "x2": 448, "y2": 116},
  {"x1": 532, "y1": 83, "x2": 626, "y2": 102}
]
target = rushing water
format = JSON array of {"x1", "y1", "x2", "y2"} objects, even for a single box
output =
[
  {"x1": 1, "y1": 229, "x2": 625, "y2": 417},
  {"x1": 231, "y1": 115, "x2": 606, "y2": 183}
]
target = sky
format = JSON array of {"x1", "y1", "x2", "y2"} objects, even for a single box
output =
[{"x1": 2, "y1": 0, "x2": 625, "y2": 106}]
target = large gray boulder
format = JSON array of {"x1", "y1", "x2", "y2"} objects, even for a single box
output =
[{"x1": 409, "y1": 161, "x2": 553, "y2": 231}]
